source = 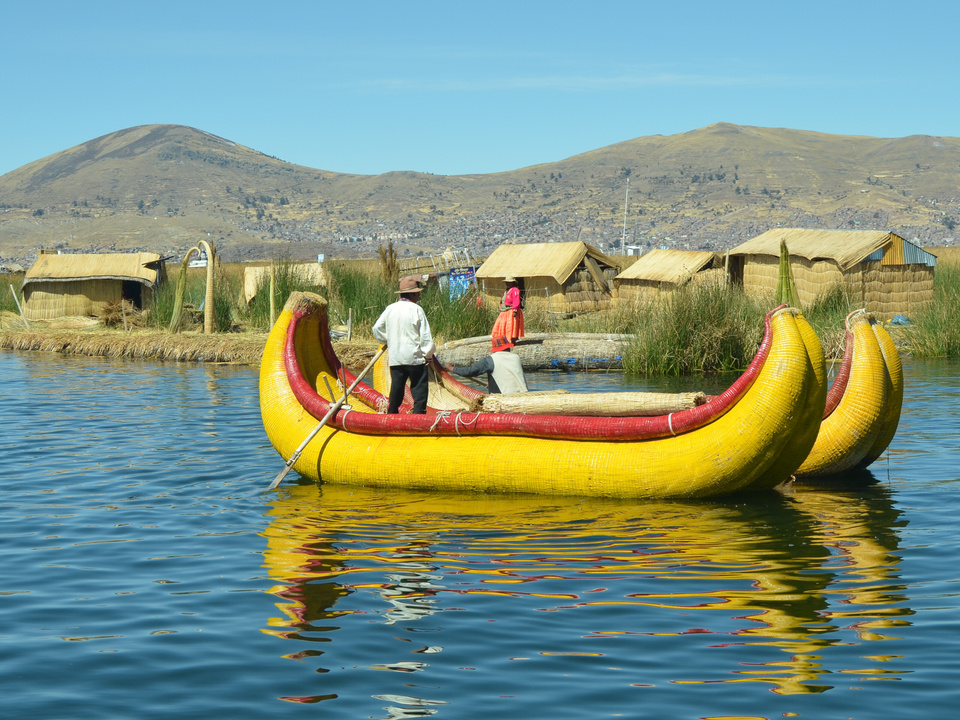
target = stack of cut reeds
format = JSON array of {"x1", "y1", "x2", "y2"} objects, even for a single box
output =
[{"x1": 479, "y1": 390, "x2": 706, "y2": 416}]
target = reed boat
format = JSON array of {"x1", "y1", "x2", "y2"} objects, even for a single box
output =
[
  {"x1": 259, "y1": 292, "x2": 826, "y2": 499},
  {"x1": 795, "y1": 310, "x2": 903, "y2": 478}
]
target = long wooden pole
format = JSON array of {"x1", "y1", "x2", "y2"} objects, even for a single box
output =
[
  {"x1": 268, "y1": 347, "x2": 386, "y2": 490},
  {"x1": 10, "y1": 284, "x2": 29, "y2": 328},
  {"x1": 269, "y1": 263, "x2": 276, "y2": 328}
]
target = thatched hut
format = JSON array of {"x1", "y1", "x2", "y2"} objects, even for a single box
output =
[
  {"x1": 242, "y1": 263, "x2": 327, "y2": 305},
  {"x1": 727, "y1": 229, "x2": 936, "y2": 316},
  {"x1": 475, "y1": 241, "x2": 621, "y2": 314},
  {"x1": 22, "y1": 251, "x2": 166, "y2": 321},
  {"x1": 614, "y1": 249, "x2": 722, "y2": 302}
]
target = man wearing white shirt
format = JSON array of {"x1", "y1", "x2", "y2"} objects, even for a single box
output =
[{"x1": 372, "y1": 276, "x2": 437, "y2": 414}]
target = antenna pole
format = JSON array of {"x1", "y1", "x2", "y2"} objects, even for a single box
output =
[{"x1": 621, "y1": 177, "x2": 630, "y2": 254}]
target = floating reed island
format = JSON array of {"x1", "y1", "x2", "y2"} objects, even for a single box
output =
[
  {"x1": 0, "y1": 325, "x2": 269, "y2": 364},
  {"x1": 0, "y1": 324, "x2": 630, "y2": 370}
]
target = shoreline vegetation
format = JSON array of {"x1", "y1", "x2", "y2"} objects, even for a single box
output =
[{"x1": 2, "y1": 256, "x2": 958, "y2": 373}]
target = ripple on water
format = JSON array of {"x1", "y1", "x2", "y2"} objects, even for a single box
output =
[{"x1": 2, "y1": 352, "x2": 960, "y2": 719}]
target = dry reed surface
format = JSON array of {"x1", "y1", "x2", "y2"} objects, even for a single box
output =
[
  {"x1": 0, "y1": 327, "x2": 269, "y2": 364},
  {"x1": 0, "y1": 322, "x2": 387, "y2": 369}
]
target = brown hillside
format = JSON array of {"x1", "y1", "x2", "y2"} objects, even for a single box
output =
[{"x1": 1, "y1": 122, "x2": 959, "y2": 266}]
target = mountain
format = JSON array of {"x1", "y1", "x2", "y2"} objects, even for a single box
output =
[{"x1": 1, "y1": 122, "x2": 959, "y2": 266}]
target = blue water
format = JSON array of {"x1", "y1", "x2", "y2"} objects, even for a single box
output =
[{"x1": 1, "y1": 351, "x2": 959, "y2": 719}]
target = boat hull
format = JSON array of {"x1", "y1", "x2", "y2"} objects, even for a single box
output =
[
  {"x1": 260, "y1": 293, "x2": 826, "y2": 499},
  {"x1": 795, "y1": 311, "x2": 903, "y2": 478}
]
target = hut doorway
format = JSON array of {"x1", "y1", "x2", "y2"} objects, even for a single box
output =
[
  {"x1": 727, "y1": 255, "x2": 745, "y2": 287},
  {"x1": 122, "y1": 280, "x2": 144, "y2": 310}
]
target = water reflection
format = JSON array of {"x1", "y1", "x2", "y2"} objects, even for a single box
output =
[{"x1": 261, "y1": 478, "x2": 908, "y2": 706}]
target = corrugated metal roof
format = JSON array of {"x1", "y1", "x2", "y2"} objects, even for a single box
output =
[
  {"x1": 24, "y1": 252, "x2": 162, "y2": 286},
  {"x1": 475, "y1": 242, "x2": 619, "y2": 284},
  {"x1": 902, "y1": 240, "x2": 938, "y2": 267},
  {"x1": 862, "y1": 238, "x2": 937, "y2": 266},
  {"x1": 727, "y1": 229, "x2": 903, "y2": 271},
  {"x1": 615, "y1": 249, "x2": 718, "y2": 284}
]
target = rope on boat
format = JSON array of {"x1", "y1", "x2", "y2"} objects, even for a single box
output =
[
  {"x1": 428, "y1": 410, "x2": 481, "y2": 436},
  {"x1": 429, "y1": 411, "x2": 451, "y2": 432},
  {"x1": 453, "y1": 412, "x2": 479, "y2": 437},
  {"x1": 667, "y1": 413, "x2": 676, "y2": 437}
]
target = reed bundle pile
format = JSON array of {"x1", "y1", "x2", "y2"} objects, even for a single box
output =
[{"x1": 99, "y1": 300, "x2": 145, "y2": 329}]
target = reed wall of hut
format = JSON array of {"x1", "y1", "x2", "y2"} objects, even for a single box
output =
[
  {"x1": 481, "y1": 266, "x2": 617, "y2": 314},
  {"x1": 738, "y1": 254, "x2": 934, "y2": 316},
  {"x1": 614, "y1": 278, "x2": 662, "y2": 303},
  {"x1": 615, "y1": 269, "x2": 726, "y2": 302},
  {"x1": 23, "y1": 278, "x2": 149, "y2": 320}
]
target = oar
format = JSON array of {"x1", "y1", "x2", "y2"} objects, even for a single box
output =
[{"x1": 268, "y1": 347, "x2": 385, "y2": 490}]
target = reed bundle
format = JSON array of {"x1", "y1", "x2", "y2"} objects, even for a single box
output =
[
  {"x1": 479, "y1": 390, "x2": 706, "y2": 416},
  {"x1": 332, "y1": 340, "x2": 380, "y2": 369}
]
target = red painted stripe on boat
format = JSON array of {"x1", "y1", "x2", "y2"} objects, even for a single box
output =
[
  {"x1": 823, "y1": 322, "x2": 855, "y2": 419},
  {"x1": 282, "y1": 304, "x2": 781, "y2": 441}
]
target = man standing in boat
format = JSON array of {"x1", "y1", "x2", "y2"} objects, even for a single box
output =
[
  {"x1": 372, "y1": 276, "x2": 437, "y2": 414},
  {"x1": 443, "y1": 341, "x2": 528, "y2": 395}
]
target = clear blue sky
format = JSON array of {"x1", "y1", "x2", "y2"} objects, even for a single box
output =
[{"x1": 3, "y1": 1, "x2": 957, "y2": 178}]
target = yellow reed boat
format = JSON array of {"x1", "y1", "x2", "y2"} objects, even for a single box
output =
[
  {"x1": 795, "y1": 310, "x2": 903, "y2": 478},
  {"x1": 259, "y1": 292, "x2": 826, "y2": 499}
]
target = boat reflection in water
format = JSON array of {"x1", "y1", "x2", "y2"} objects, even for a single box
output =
[{"x1": 260, "y1": 475, "x2": 908, "y2": 706}]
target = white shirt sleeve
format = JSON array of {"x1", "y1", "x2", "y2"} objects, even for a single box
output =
[
  {"x1": 372, "y1": 308, "x2": 389, "y2": 344},
  {"x1": 417, "y1": 305, "x2": 436, "y2": 359}
]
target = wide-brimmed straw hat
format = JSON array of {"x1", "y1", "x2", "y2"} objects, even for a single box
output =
[
  {"x1": 396, "y1": 276, "x2": 423, "y2": 294},
  {"x1": 503, "y1": 276, "x2": 517, "y2": 283}
]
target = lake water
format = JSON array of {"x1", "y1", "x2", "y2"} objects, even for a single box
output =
[{"x1": 2, "y1": 350, "x2": 959, "y2": 719}]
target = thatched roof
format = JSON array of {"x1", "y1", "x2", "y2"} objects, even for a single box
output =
[
  {"x1": 727, "y1": 229, "x2": 934, "y2": 271},
  {"x1": 242, "y1": 263, "x2": 327, "y2": 304},
  {"x1": 475, "y1": 242, "x2": 620, "y2": 283},
  {"x1": 615, "y1": 249, "x2": 719, "y2": 284},
  {"x1": 1, "y1": 262, "x2": 25, "y2": 273},
  {"x1": 24, "y1": 252, "x2": 163, "y2": 287}
]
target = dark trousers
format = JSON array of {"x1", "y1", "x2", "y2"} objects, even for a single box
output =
[{"x1": 388, "y1": 364, "x2": 429, "y2": 414}]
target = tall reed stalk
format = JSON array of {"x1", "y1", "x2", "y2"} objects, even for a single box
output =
[
  {"x1": 149, "y1": 268, "x2": 228, "y2": 332},
  {"x1": 622, "y1": 279, "x2": 768, "y2": 375},
  {"x1": 800, "y1": 282, "x2": 860, "y2": 358},
  {"x1": 323, "y1": 265, "x2": 498, "y2": 343},
  {"x1": 212, "y1": 264, "x2": 238, "y2": 332},
  {"x1": 1, "y1": 275, "x2": 25, "y2": 315},
  {"x1": 903, "y1": 263, "x2": 960, "y2": 357},
  {"x1": 247, "y1": 259, "x2": 328, "y2": 330},
  {"x1": 419, "y1": 284, "x2": 499, "y2": 342},
  {"x1": 323, "y1": 262, "x2": 394, "y2": 332}
]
